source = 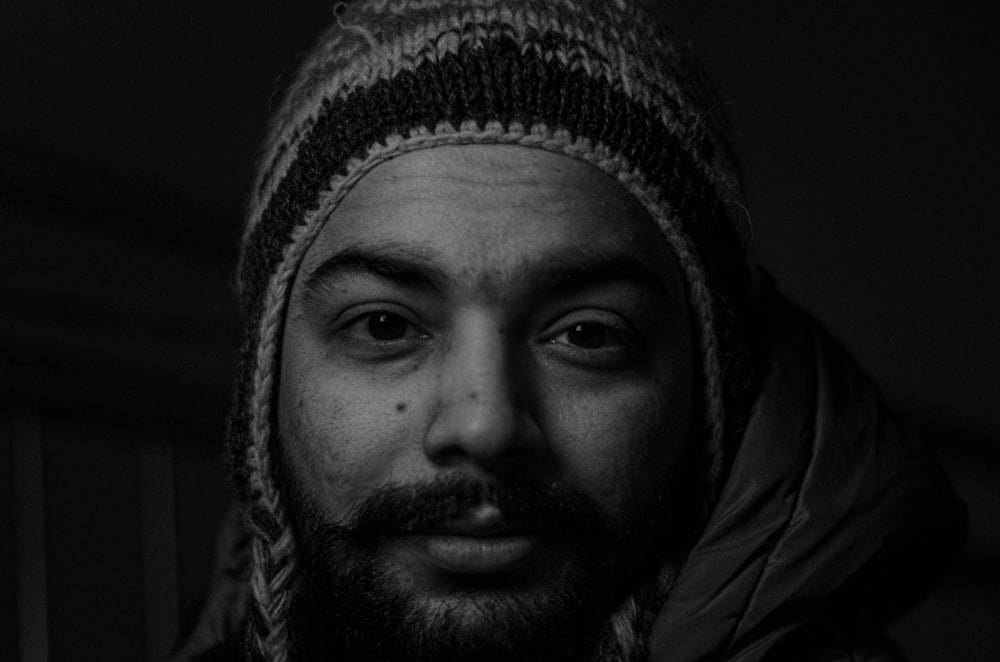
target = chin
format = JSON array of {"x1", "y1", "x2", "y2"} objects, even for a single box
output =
[
  {"x1": 276, "y1": 466, "x2": 680, "y2": 660},
  {"x1": 289, "y1": 542, "x2": 638, "y2": 662}
]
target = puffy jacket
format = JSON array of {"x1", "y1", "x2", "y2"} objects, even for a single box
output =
[
  {"x1": 173, "y1": 277, "x2": 965, "y2": 661},
  {"x1": 646, "y1": 277, "x2": 966, "y2": 660}
]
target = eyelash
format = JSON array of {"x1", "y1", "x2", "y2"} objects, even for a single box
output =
[
  {"x1": 331, "y1": 308, "x2": 641, "y2": 369},
  {"x1": 542, "y1": 315, "x2": 643, "y2": 370},
  {"x1": 337, "y1": 310, "x2": 427, "y2": 343},
  {"x1": 547, "y1": 320, "x2": 630, "y2": 349}
]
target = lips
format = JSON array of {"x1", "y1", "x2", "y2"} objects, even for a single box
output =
[
  {"x1": 416, "y1": 534, "x2": 539, "y2": 573},
  {"x1": 398, "y1": 504, "x2": 547, "y2": 574}
]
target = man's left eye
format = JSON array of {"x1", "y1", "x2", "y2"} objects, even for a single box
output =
[{"x1": 550, "y1": 321, "x2": 627, "y2": 350}]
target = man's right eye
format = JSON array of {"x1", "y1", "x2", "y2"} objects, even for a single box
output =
[
  {"x1": 338, "y1": 310, "x2": 427, "y2": 344},
  {"x1": 366, "y1": 312, "x2": 409, "y2": 340}
]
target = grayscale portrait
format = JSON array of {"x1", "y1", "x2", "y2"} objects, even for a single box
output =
[{"x1": 5, "y1": 1, "x2": 996, "y2": 661}]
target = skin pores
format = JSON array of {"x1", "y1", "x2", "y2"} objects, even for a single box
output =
[{"x1": 277, "y1": 144, "x2": 695, "y2": 640}]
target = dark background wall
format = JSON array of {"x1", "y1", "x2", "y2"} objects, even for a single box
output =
[{"x1": 1, "y1": 1, "x2": 997, "y2": 659}]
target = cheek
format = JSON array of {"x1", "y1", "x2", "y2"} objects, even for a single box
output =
[
  {"x1": 545, "y1": 370, "x2": 693, "y2": 521},
  {"x1": 277, "y1": 341, "x2": 426, "y2": 517}
]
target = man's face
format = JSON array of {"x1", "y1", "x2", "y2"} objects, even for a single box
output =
[{"x1": 277, "y1": 145, "x2": 695, "y2": 660}]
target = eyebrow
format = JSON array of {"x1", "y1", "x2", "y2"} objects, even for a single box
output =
[
  {"x1": 299, "y1": 242, "x2": 673, "y2": 309},
  {"x1": 513, "y1": 251, "x2": 673, "y2": 305},
  {"x1": 300, "y1": 244, "x2": 450, "y2": 308}
]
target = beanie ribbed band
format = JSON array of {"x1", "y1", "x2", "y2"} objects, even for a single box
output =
[{"x1": 228, "y1": 1, "x2": 757, "y2": 659}]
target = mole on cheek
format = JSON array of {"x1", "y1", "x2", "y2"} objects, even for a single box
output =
[{"x1": 396, "y1": 402, "x2": 407, "y2": 412}]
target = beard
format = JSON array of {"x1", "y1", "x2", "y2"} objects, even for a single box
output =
[{"x1": 276, "y1": 466, "x2": 678, "y2": 662}]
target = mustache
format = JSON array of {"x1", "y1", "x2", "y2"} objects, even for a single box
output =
[{"x1": 334, "y1": 474, "x2": 624, "y2": 544}]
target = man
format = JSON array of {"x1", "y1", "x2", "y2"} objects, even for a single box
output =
[{"x1": 174, "y1": 1, "x2": 965, "y2": 660}]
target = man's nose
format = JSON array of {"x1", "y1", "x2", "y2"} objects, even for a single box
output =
[{"x1": 422, "y1": 317, "x2": 546, "y2": 474}]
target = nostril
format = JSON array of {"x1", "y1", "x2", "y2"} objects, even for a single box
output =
[{"x1": 422, "y1": 389, "x2": 537, "y2": 471}]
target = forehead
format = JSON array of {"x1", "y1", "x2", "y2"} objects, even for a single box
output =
[{"x1": 299, "y1": 145, "x2": 679, "y2": 293}]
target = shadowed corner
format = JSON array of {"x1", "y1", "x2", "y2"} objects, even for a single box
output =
[{"x1": 1, "y1": 0, "x2": 999, "y2": 659}]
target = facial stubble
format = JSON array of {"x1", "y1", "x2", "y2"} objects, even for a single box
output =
[{"x1": 276, "y1": 457, "x2": 678, "y2": 662}]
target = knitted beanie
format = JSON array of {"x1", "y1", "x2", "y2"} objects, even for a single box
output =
[{"x1": 228, "y1": 1, "x2": 758, "y2": 659}]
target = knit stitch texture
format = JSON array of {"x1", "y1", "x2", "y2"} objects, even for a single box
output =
[{"x1": 228, "y1": 1, "x2": 759, "y2": 659}]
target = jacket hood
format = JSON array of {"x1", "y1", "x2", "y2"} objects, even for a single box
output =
[
  {"x1": 172, "y1": 277, "x2": 965, "y2": 661},
  {"x1": 647, "y1": 275, "x2": 966, "y2": 660}
]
